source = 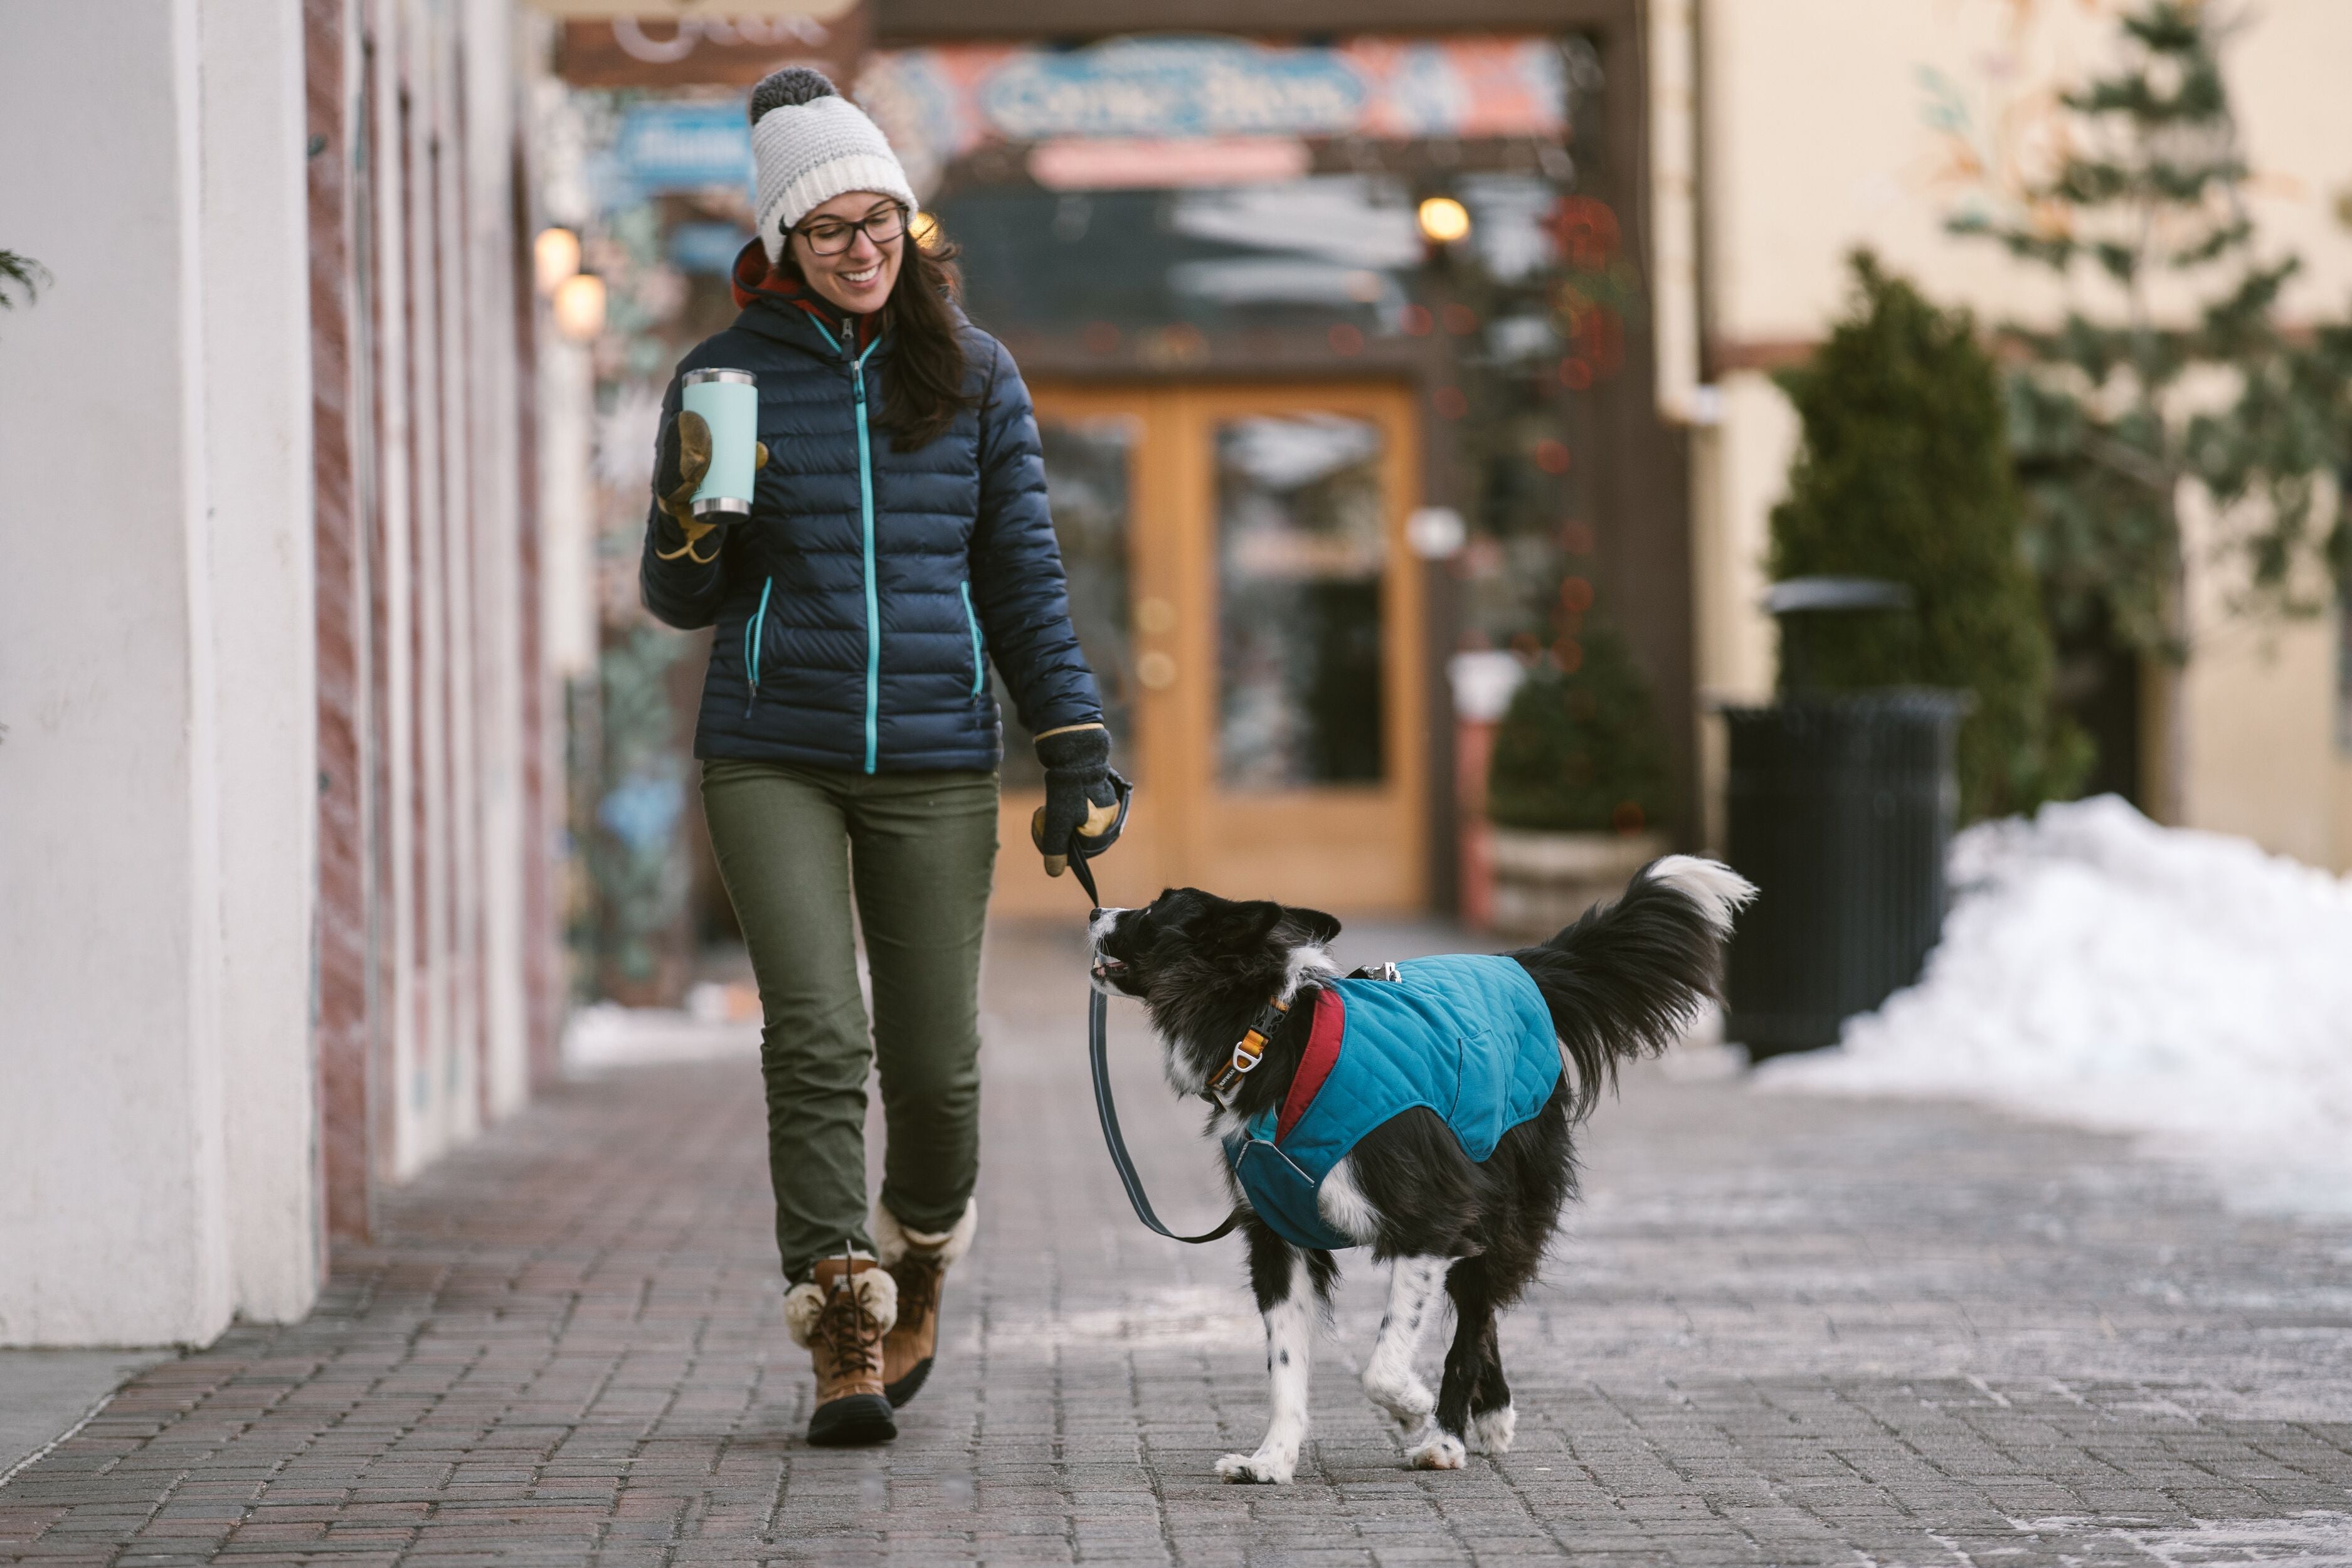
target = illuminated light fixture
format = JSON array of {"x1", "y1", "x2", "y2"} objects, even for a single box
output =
[
  {"x1": 534, "y1": 226, "x2": 581, "y2": 295},
  {"x1": 909, "y1": 210, "x2": 941, "y2": 252},
  {"x1": 552, "y1": 272, "x2": 607, "y2": 341},
  {"x1": 1417, "y1": 196, "x2": 1471, "y2": 245}
]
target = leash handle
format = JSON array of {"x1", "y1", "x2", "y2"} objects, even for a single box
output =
[
  {"x1": 1061, "y1": 769, "x2": 1131, "y2": 910},
  {"x1": 1088, "y1": 987, "x2": 1246, "y2": 1245}
]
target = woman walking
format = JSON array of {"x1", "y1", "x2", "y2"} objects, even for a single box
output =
[{"x1": 639, "y1": 66, "x2": 1121, "y2": 1447}]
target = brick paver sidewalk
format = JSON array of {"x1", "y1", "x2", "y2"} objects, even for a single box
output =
[{"x1": 5, "y1": 921, "x2": 2351, "y2": 1565}]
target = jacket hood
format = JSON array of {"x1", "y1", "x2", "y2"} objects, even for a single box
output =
[{"x1": 730, "y1": 238, "x2": 877, "y2": 352}]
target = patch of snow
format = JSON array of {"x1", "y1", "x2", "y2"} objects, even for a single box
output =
[
  {"x1": 2013, "y1": 1512, "x2": 2352, "y2": 1567},
  {"x1": 562, "y1": 1001, "x2": 757, "y2": 1075},
  {"x1": 1757, "y1": 796, "x2": 2352, "y2": 1214}
]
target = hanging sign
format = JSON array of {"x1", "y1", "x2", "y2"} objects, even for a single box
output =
[
  {"x1": 607, "y1": 102, "x2": 753, "y2": 193},
  {"x1": 857, "y1": 35, "x2": 1567, "y2": 194},
  {"x1": 556, "y1": 8, "x2": 865, "y2": 89},
  {"x1": 526, "y1": 0, "x2": 854, "y2": 16}
]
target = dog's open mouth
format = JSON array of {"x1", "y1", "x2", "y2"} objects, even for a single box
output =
[{"x1": 1089, "y1": 955, "x2": 1125, "y2": 983}]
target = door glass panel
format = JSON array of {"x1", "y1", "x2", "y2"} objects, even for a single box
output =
[
  {"x1": 993, "y1": 414, "x2": 1139, "y2": 789},
  {"x1": 1215, "y1": 413, "x2": 1386, "y2": 789}
]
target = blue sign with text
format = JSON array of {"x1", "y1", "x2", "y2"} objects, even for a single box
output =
[{"x1": 612, "y1": 103, "x2": 753, "y2": 194}]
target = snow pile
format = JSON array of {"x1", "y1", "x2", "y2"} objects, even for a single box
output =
[{"x1": 1757, "y1": 795, "x2": 2352, "y2": 1205}]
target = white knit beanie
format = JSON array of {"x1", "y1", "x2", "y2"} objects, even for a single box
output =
[{"x1": 748, "y1": 66, "x2": 919, "y2": 263}]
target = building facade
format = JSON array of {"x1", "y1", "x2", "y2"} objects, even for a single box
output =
[
  {"x1": 551, "y1": 0, "x2": 1685, "y2": 959},
  {"x1": 1673, "y1": 0, "x2": 2352, "y2": 869},
  {"x1": 0, "y1": 0, "x2": 561, "y2": 1347}
]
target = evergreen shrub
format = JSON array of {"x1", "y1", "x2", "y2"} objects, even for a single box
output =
[
  {"x1": 1771, "y1": 252, "x2": 2089, "y2": 820},
  {"x1": 1485, "y1": 624, "x2": 1673, "y2": 835}
]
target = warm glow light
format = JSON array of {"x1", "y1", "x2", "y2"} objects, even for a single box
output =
[
  {"x1": 908, "y1": 210, "x2": 941, "y2": 251},
  {"x1": 552, "y1": 272, "x2": 606, "y2": 342},
  {"x1": 1417, "y1": 196, "x2": 1471, "y2": 245},
  {"x1": 534, "y1": 226, "x2": 581, "y2": 295}
]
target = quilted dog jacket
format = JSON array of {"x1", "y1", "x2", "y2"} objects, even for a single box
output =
[{"x1": 1223, "y1": 955, "x2": 1562, "y2": 1250}]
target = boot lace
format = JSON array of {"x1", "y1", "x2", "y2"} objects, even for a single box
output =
[{"x1": 814, "y1": 1261, "x2": 884, "y2": 1370}]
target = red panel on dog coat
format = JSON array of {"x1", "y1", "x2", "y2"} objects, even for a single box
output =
[{"x1": 1278, "y1": 988, "x2": 1347, "y2": 1143}]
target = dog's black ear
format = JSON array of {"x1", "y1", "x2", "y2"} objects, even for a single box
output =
[
  {"x1": 1212, "y1": 899, "x2": 1288, "y2": 953},
  {"x1": 1286, "y1": 906, "x2": 1342, "y2": 946}
]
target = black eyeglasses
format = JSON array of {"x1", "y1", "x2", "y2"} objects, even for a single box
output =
[{"x1": 795, "y1": 206, "x2": 908, "y2": 257}]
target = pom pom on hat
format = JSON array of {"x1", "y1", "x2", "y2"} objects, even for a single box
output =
[
  {"x1": 748, "y1": 65, "x2": 918, "y2": 263},
  {"x1": 747, "y1": 65, "x2": 837, "y2": 124}
]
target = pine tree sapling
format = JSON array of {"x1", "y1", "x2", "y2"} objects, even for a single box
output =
[
  {"x1": 1485, "y1": 623, "x2": 1673, "y2": 835},
  {"x1": 1771, "y1": 252, "x2": 2087, "y2": 820},
  {"x1": 1950, "y1": 1, "x2": 2347, "y2": 810}
]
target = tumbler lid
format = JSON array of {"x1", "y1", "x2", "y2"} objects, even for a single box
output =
[{"x1": 683, "y1": 368, "x2": 756, "y2": 388}]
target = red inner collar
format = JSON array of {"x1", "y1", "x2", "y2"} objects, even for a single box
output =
[{"x1": 731, "y1": 239, "x2": 877, "y2": 349}]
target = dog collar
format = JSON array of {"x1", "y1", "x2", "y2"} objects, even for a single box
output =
[{"x1": 1206, "y1": 995, "x2": 1290, "y2": 1106}]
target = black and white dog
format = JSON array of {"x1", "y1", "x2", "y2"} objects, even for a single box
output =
[{"x1": 1088, "y1": 856, "x2": 1754, "y2": 1483}]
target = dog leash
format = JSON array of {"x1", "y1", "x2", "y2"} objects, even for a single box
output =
[{"x1": 1048, "y1": 776, "x2": 1248, "y2": 1246}]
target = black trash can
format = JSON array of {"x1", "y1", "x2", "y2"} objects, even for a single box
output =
[{"x1": 1722, "y1": 690, "x2": 1968, "y2": 1061}]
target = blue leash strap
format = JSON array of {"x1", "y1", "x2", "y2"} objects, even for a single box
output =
[
  {"x1": 1064, "y1": 778, "x2": 1246, "y2": 1246},
  {"x1": 1087, "y1": 986, "x2": 1246, "y2": 1244}
]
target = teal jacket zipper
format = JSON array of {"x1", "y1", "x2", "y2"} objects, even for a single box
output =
[
  {"x1": 958, "y1": 581, "x2": 985, "y2": 697},
  {"x1": 743, "y1": 577, "x2": 773, "y2": 717},
  {"x1": 808, "y1": 315, "x2": 885, "y2": 773}
]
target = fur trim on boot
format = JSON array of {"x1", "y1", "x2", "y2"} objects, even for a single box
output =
[
  {"x1": 873, "y1": 1196, "x2": 978, "y2": 1268},
  {"x1": 783, "y1": 1259, "x2": 898, "y2": 1348},
  {"x1": 874, "y1": 1199, "x2": 974, "y2": 1407}
]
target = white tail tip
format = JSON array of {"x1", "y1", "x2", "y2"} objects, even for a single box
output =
[{"x1": 1643, "y1": 855, "x2": 1756, "y2": 935}]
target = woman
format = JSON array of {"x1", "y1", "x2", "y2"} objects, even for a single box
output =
[{"x1": 640, "y1": 66, "x2": 1121, "y2": 1448}]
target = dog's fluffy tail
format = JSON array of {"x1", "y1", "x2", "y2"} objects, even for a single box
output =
[{"x1": 1508, "y1": 855, "x2": 1756, "y2": 1118}]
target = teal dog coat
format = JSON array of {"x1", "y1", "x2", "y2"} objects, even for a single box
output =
[{"x1": 1222, "y1": 955, "x2": 1562, "y2": 1250}]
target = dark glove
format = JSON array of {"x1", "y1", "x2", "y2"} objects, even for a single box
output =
[
  {"x1": 653, "y1": 409, "x2": 769, "y2": 563},
  {"x1": 1030, "y1": 723, "x2": 1121, "y2": 877}
]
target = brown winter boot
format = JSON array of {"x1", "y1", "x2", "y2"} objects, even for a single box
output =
[
  {"x1": 876, "y1": 1199, "x2": 976, "y2": 1408},
  {"x1": 784, "y1": 1253, "x2": 898, "y2": 1446}
]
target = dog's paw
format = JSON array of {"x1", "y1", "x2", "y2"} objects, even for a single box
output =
[
  {"x1": 1469, "y1": 1404, "x2": 1516, "y2": 1454},
  {"x1": 1364, "y1": 1374, "x2": 1435, "y2": 1430},
  {"x1": 1216, "y1": 1450, "x2": 1295, "y2": 1485},
  {"x1": 1406, "y1": 1432, "x2": 1466, "y2": 1470}
]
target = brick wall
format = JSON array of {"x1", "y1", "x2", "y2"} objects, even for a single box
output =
[
  {"x1": 305, "y1": 0, "x2": 551, "y2": 1237},
  {"x1": 307, "y1": 0, "x2": 374, "y2": 1242}
]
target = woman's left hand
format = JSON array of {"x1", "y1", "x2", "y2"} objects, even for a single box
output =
[{"x1": 1032, "y1": 723, "x2": 1122, "y2": 876}]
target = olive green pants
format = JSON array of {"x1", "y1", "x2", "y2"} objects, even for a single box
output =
[{"x1": 701, "y1": 758, "x2": 999, "y2": 1285}]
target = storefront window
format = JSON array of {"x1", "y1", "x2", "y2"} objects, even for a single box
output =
[
  {"x1": 909, "y1": 33, "x2": 1617, "y2": 659},
  {"x1": 939, "y1": 176, "x2": 1417, "y2": 339},
  {"x1": 1216, "y1": 415, "x2": 1389, "y2": 787}
]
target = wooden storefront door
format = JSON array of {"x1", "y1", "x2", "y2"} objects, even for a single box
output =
[{"x1": 990, "y1": 381, "x2": 1426, "y2": 918}]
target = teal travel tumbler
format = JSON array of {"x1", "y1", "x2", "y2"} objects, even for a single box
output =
[{"x1": 681, "y1": 368, "x2": 758, "y2": 518}]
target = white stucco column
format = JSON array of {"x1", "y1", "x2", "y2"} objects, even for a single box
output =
[
  {"x1": 0, "y1": 0, "x2": 231, "y2": 1347},
  {"x1": 0, "y1": 0, "x2": 319, "y2": 1345},
  {"x1": 465, "y1": 1, "x2": 533, "y2": 1121},
  {"x1": 199, "y1": 0, "x2": 324, "y2": 1325}
]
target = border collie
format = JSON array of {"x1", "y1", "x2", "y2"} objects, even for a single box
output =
[{"x1": 1088, "y1": 856, "x2": 1753, "y2": 1483}]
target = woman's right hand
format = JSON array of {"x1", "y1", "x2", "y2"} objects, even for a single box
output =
[{"x1": 654, "y1": 411, "x2": 769, "y2": 561}]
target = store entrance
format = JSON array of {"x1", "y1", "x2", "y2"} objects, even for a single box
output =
[{"x1": 990, "y1": 381, "x2": 1426, "y2": 918}]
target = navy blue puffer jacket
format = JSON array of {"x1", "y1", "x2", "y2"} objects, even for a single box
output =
[{"x1": 639, "y1": 277, "x2": 1101, "y2": 771}]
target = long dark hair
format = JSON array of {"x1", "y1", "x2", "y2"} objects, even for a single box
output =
[
  {"x1": 773, "y1": 222, "x2": 970, "y2": 452},
  {"x1": 876, "y1": 230, "x2": 972, "y2": 452}
]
